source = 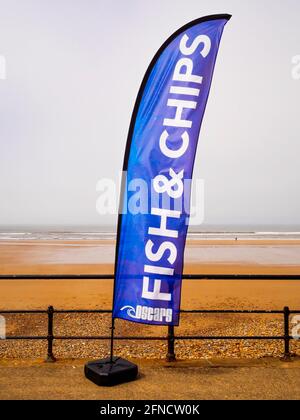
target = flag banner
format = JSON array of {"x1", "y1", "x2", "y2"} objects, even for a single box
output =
[{"x1": 113, "y1": 14, "x2": 231, "y2": 325}]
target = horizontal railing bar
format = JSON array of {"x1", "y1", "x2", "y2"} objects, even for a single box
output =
[
  {"x1": 4, "y1": 336, "x2": 167, "y2": 340},
  {"x1": 54, "y1": 309, "x2": 111, "y2": 314},
  {"x1": 181, "y1": 309, "x2": 287, "y2": 314},
  {"x1": 0, "y1": 309, "x2": 113, "y2": 313},
  {"x1": 174, "y1": 336, "x2": 286, "y2": 340},
  {"x1": 0, "y1": 310, "x2": 47, "y2": 314},
  {"x1": 1, "y1": 309, "x2": 300, "y2": 314},
  {"x1": 4, "y1": 335, "x2": 290, "y2": 341},
  {"x1": 0, "y1": 274, "x2": 300, "y2": 280},
  {"x1": 0, "y1": 274, "x2": 114, "y2": 280},
  {"x1": 183, "y1": 274, "x2": 300, "y2": 280},
  {"x1": 54, "y1": 336, "x2": 167, "y2": 340},
  {"x1": 4, "y1": 336, "x2": 48, "y2": 340}
]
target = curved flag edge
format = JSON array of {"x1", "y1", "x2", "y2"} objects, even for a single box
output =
[{"x1": 112, "y1": 13, "x2": 232, "y2": 316}]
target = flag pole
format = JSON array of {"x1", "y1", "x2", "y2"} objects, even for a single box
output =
[
  {"x1": 108, "y1": 169, "x2": 127, "y2": 364},
  {"x1": 84, "y1": 172, "x2": 138, "y2": 386},
  {"x1": 109, "y1": 317, "x2": 115, "y2": 363}
]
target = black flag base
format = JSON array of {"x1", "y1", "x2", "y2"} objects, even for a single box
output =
[{"x1": 84, "y1": 357, "x2": 138, "y2": 386}]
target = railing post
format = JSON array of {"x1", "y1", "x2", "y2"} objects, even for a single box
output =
[
  {"x1": 45, "y1": 305, "x2": 56, "y2": 362},
  {"x1": 166, "y1": 325, "x2": 176, "y2": 362},
  {"x1": 283, "y1": 306, "x2": 291, "y2": 360}
]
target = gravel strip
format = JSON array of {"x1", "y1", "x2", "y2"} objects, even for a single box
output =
[{"x1": 0, "y1": 312, "x2": 299, "y2": 360}]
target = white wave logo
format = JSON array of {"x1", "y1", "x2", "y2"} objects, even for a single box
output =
[
  {"x1": 120, "y1": 305, "x2": 138, "y2": 319},
  {"x1": 120, "y1": 304, "x2": 173, "y2": 323}
]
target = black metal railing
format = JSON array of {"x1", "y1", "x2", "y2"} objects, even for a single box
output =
[
  {"x1": 0, "y1": 274, "x2": 299, "y2": 362},
  {"x1": 1, "y1": 274, "x2": 300, "y2": 280}
]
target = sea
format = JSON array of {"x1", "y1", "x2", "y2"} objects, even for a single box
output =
[{"x1": 0, "y1": 225, "x2": 300, "y2": 240}]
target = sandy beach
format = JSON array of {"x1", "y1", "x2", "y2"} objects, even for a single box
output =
[
  {"x1": 0, "y1": 239, "x2": 300, "y2": 310},
  {"x1": 0, "y1": 238, "x2": 299, "y2": 360}
]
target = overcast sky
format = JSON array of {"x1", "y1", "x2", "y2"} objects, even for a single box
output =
[{"x1": 0, "y1": 0, "x2": 299, "y2": 228}]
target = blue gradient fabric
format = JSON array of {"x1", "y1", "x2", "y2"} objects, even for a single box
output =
[{"x1": 113, "y1": 15, "x2": 231, "y2": 325}]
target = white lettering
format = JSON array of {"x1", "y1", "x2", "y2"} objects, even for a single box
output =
[
  {"x1": 148, "y1": 207, "x2": 180, "y2": 238},
  {"x1": 163, "y1": 98, "x2": 197, "y2": 128},
  {"x1": 180, "y1": 33, "x2": 211, "y2": 57},
  {"x1": 159, "y1": 130, "x2": 189, "y2": 159},
  {"x1": 142, "y1": 276, "x2": 171, "y2": 301},
  {"x1": 144, "y1": 265, "x2": 174, "y2": 276},
  {"x1": 173, "y1": 57, "x2": 203, "y2": 84},
  {"x1": 145, "y1": 240, "x2": 177, "y2": 264}
]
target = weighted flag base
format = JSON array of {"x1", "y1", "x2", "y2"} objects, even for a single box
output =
[{"x1": 84, "y1": 356, "x2": 138, "y2": 386}]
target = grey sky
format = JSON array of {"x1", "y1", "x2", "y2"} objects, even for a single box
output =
[{"x1": 0, "y1": 0, "x2": 299, "y2": 228}]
